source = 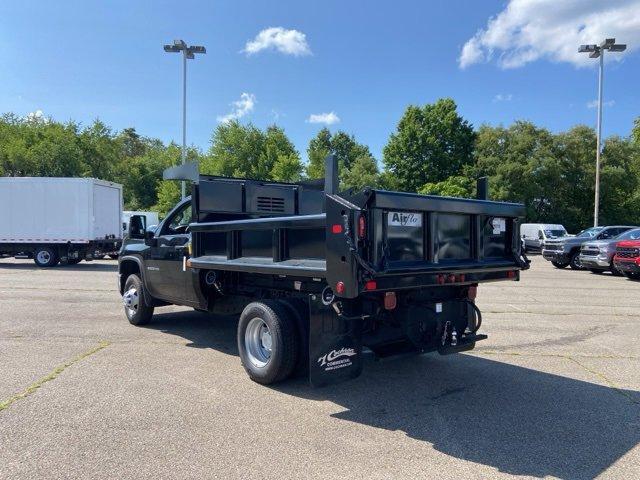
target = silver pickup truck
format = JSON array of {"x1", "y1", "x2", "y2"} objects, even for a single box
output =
[
  {"x1": 542, "y1": 226, "x2": 635, "y2": 270},
  {"x1": 580, "y1": 228, "x2": 640, "y2": 274}
]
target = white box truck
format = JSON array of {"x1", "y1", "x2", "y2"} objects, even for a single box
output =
[{"x1": 0, "y1": 177, "x2": 123, "y2": 267}]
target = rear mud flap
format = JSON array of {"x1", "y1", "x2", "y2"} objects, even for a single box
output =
[{"x1": 308, "y1": 294, "x2": 363, "y2": 387}]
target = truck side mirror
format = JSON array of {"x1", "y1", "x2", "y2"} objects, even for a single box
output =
[{"x1": 128, "y1": 215, "x2": 147, "y2": 239}]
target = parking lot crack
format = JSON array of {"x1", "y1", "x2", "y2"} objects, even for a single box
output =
[
  {"x1": 566, "y1": 356, "x2": 640, "y2": 406},
  {"x1": 0, "y1": 340, "x2": 110, "y2": 412}
]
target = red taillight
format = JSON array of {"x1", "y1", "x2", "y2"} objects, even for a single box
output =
[
  {"x1": 331, "y1": 224, "x2": 343, "y2": 234},
  {"x1": 384, "y1": 292, "x2": 397, "y2": 310},
  {"x1": 335, "y1": 281, "x2": 345, "y2": 294},
  {"x1": 357, "y1": 214, "x2": 366, "y2": 239},
  {"x1": 507, "y1": 271, "x2": 516, "y2": 279},
  {"x1": 365, "y1": 280, "x2": 377, "y2": 291}
]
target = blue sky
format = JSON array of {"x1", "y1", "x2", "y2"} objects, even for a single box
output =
[{"x1": 1, "y1": 0, "x2": 638, "y2": 162}]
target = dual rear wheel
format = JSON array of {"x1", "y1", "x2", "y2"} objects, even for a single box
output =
[{"x1": 237, "y1": 301, "x2": 301, "y2": 385}]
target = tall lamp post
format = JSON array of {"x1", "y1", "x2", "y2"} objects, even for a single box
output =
[
  {"x1": 163, "y1": 39, "x2": 206, "y2": 199},
  {"x1": 578, "y1": 38, "x2": 626, "y2": 227}
]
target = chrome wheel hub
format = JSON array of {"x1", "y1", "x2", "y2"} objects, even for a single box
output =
[
  {"x1": 123, "y1": 287, "x2": 139, "y2": 317},
  {"x1": 36, "y1": 251, "x2": 50, "y2": 264},
  {"x1": 245, "y1": 317, "x2": 272, "y2": 368}
]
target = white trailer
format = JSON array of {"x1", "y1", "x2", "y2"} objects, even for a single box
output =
[{"x1": 0, "y1": 177, "x2": 123, "y2": 267}]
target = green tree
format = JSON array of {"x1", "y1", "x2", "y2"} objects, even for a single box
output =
[
  {"x1": 78, "y1": 119, "x2": 119, "y2": 180},
  {"x1": 306, "y1": 128, "x2": 332, "y2": 179},
  {"x1": 306, "y1": 128, "x2": 376, "y2": 188},
  {"x1": 383, "y1": 98, "x2": 476, "y2": 192},
  {"x1": 419, "y1": 174, "x2": 475, "y2": 198},
  {"x1": 341, "y1": 155, "x2": 379, "y2": 190},
  {"x1": 204, "y1": 121, "x2": 301, "y2": 181}
]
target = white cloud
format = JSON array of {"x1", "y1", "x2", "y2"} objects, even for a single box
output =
[
  {"x1": 587, "y1": 99, "x2": 615, "y2": 109},
  {"x1": 25, "y1": 109, "x2": 48, "y2": 123},
  {"x1": 459, "y1": 0, "x2": 640, "y2": 69},
  {"x1": 243, "y1": 27, "x2": 311, "y2": 56},
  {"x1": 306, "y1": 112, "x2": 340, "y2": 125},
  {"x1": 217, "y1": 93, "x2": 256, "y2": 123},
  {"x1": 493, "y1": 93, "x2": 513, "y2": 102}
]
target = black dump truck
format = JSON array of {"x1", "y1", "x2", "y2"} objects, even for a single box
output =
[{"x1": 118, "y1": 157, "x2": 529, "y2": 386}]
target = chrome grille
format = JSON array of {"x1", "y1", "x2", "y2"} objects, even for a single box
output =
[
  {"x1": 581, "y1": 246, "x2": 599, "y2": 255},
  {"x1": 616, "y1": 247, "x2": 639, "y2": 259},
  {"x1": 544, "y1": 244, "x2": 563, "y2": 251}
]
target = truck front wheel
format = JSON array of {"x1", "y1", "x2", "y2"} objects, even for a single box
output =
[
  {"x1": 123, "y1": 274, "x2": 154, "y2": 326},
  {"x1": 569, "y1": 251, "x2": 583, "y2": 270},
  {"x1": 34, "y1": 247, "x2": 59, "y2": 267},
  {"x1": 238, "y1": 301, "x2": 299, "y2": 385}
]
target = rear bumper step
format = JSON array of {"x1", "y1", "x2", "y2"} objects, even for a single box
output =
[{"x1": 438, "y1": 334, "x2": 488, "y2": 355}]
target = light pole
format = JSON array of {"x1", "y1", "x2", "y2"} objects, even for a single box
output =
[
  {"x1": 578, "y1": 38, "x2": 626, "y2": 227},
  {"x1": 163, "y1": 39, "x2": 206, "y2": 199}
]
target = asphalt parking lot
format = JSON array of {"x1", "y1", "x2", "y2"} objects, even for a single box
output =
[{"x1": 1, "y1": 256, "x2": 639, "y2": 480}]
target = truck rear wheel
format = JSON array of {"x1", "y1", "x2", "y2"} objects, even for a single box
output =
[
  {"x1": 34, "y1": 247, "x2": 59, "y2": 267},
  {"x1": 238, "y1": 301, "x2": 299, "y2": 385},
  {"x1": 123, "y1": 274, "x2": 154, "y2": 326}
]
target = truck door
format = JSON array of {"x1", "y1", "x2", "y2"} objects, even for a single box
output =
[{"x1": 144, "y1": 201, "x2": 192, "y2": 303}]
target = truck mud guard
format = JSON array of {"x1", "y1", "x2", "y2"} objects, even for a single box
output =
[{"x1": 308, "y1": 294, "x2": 363, "y2": 387}]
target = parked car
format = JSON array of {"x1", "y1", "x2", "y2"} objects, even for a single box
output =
[
  {"x1": 542, "y1": 226, "x2": 635, "y2": 270},
  {"x1": 579, "y1": 228, "x2": 640, "y2": 275},
  {"x1": 520, "y1": 223, "x2": 568, "y2": 252},
  {"x1": 613, "y1": 239, "x2": 640, "y2": 280}
]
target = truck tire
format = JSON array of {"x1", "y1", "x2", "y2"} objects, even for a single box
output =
[
  {"x1": 34, "y1": 247, "x2": 59, "y2": 267},
  {"x1": 277, "y1": 298, "x2": 310, "y2": 377},
  {"x1": 609, "y1": 264, "x2": 623, "y2": 276},
  {"x1": 238, "y1": 301, "x2": 299, "y2": 385},
  {"x1": 123, "y1": 274, "x2": 154, "y2": 326},
  {"x1": 569, "y1": 251, "x2": 583, "y2": 270},
  {"x1": 551, "y1": 261, "x2": 568, "y2": 269}
]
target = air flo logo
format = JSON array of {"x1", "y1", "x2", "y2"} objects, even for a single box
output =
[
  {"x1": 388, "y1": 211, "x2": 422, "y2": 227},
  {"x1": 318, "y1": 347, "x2": 357, "y2": 371}
]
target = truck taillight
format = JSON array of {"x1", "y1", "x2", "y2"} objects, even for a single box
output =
[{"x1": 357, "y1": 214, "x2": 366, "y2": 239}]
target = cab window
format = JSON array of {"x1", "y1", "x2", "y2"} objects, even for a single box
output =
[{"x1": 162, "y1": 203, "x2": 192, "y2": 235}]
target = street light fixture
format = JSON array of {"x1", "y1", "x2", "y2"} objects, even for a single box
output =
[
  {"x1": 163, "y1": 39, "x2": 206, "y2": 199},
  {"x1": 578, "y1": 38, "x2": 626, "y2": 227}
]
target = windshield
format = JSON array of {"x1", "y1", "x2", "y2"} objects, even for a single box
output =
[
  {"x1": 544, "y1": 229, "x2": 567, "y2": 239},
  {"x1": 615, "y1": 228, "x2": 640, "y2": 241},
  {"x1": 576, "y1": 227, "x2": 604, "y2": 238}
]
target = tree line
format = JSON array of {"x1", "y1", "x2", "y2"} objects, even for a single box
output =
[{"x1": 1, "y1": 100, "x2": 639, "y2": 232}]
